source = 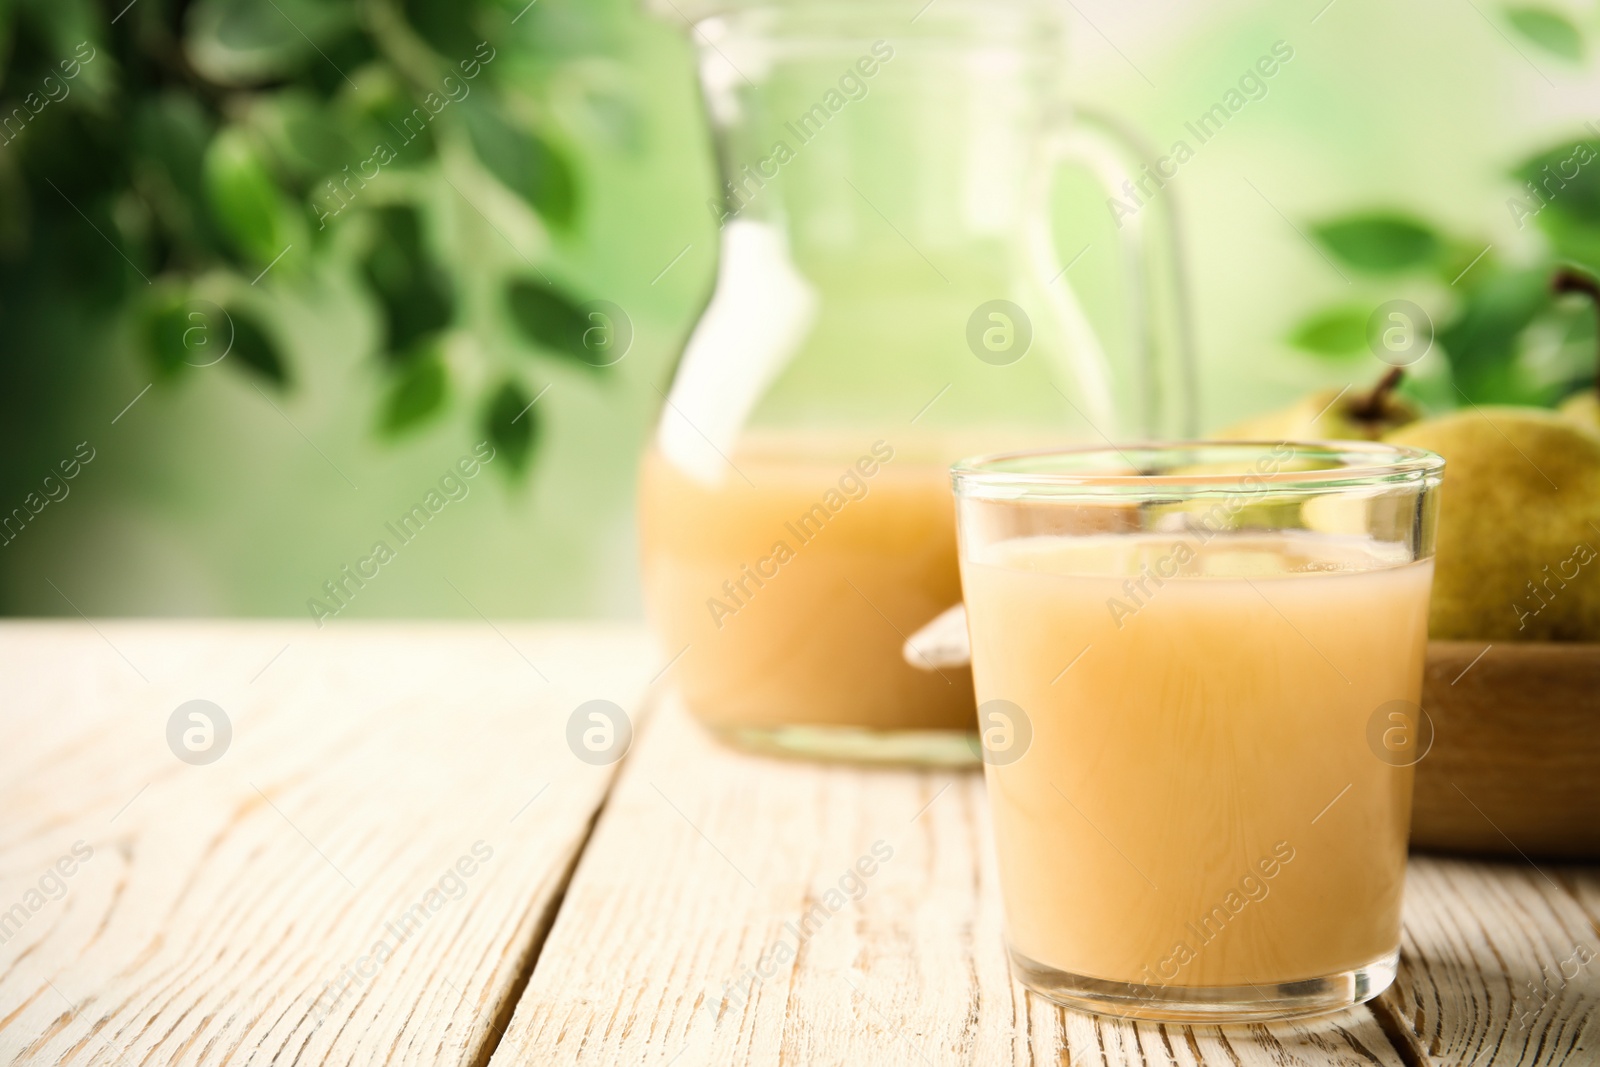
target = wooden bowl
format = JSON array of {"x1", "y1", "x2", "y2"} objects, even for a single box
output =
[{"x1": 1412, "y1": 640, "x2": 1600, "y2": 859}]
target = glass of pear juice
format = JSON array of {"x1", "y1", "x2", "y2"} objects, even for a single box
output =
[{"x1": 953, "y1": 442, "x2": 1444, "y2": 1023}]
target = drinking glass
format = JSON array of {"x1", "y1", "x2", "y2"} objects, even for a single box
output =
[{"x1": 953, "y1": 441, "x2": 1444, "y2": 1021}]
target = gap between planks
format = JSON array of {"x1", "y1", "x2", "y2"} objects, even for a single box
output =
[
  {"x1": 0, "y1": 622, "x2": 660, "y2": 1067},
  {"x1": 466, "y1": 686, "x2": 667, "y2": 1067}
]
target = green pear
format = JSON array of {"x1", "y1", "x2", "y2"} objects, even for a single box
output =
[
  {"x1": 1386, "y1": 407, "x2": 1600, "y2": 641},
  {"x1": 1219, "y1": 369, "x2": 1418, "y2": 442},
  {"x1": 1198, "y1": 371, "x2": 1418, "y2": 535},
  {"x1": 1560, "y1": 390, "x2": 1599, "y2": 431}
]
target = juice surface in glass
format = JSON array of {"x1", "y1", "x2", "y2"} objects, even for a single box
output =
[
  {"x1": 638, "y1": 437, "x2": 972, "y2": 737},
  {"x1": 962, "y1": 531, "x2": 1431, "y2": 992}
]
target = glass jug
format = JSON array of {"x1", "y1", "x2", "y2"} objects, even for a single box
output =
[{"x1": 639, "y1": 0, "x2": 1194, "y2": 763}]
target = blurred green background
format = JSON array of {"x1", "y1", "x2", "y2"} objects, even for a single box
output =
[{"x1": 1, "y1": 0, "x2": 1596, "y2": 618}]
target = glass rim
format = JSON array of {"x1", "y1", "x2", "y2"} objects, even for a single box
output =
[{"x1": 951, "y1": 440, "x2": 1445, "y2": 498}]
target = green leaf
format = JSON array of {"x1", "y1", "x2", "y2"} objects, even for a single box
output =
[
  {"x1": 362, "y1": 206, "x2": 454, "y2": 355},
  {"x1": 134, "y1": 96, "x2": 227, "y2": 263},
  {"x1": 17, "y1": 3, "x2": 98, "y2": 69},
  {"x1": 134, "y1": 94, "x2": 215, "y2": 209},
  {"x1": 1288, "y1": 305, "x2": 1370, "y2": 356},
  {"x1": 526, "y1": 134, "x2": 577, "y2": 228},
  {"x1": 1506, "y1": 7, "x2": 1583, "y2": 60},
  {"x1": 1311, "y1": 213, "x2": 1441, "y2": 273},
  {"x1": 185, "y1": 0, "x2": 355, "y2": 85},
  {"x1": 250, "y1": 90, "x2": 354, "y2": 185},
  {"x1": 505, "y1": 279, "x2": 594, "y2": 364},
  {"x1": 143, "y1": 292, "x2": 203, "y2": 379},
  {"x1": 1512, "y1": 139, "x2": 1600, "y2": 236},
  {"x1": 1434, "y1": 240, "x2": 1499, "y2": 287},
  {"x1": 202, "y1": 127, "x2": 299, "y2": 264},
  {"x1": 484, "y1": 379, "x2": 536, "y2": 474},
  {"x1": 401, "y1": 0, "x2": 484, "y2": 61},
  {"x1": 0, "y1": 155, "x2": 25, "y2": 255},
  {"x1": 461, "y1": 99, "x2": 578, "y2": 229},
  {"x1": 380, "y1": 347, "x2": 448, "y2": 435},
  {"x1": 142, "y1": 294, "x2": 286, "y2": 385},
  {"x1": 1436, "y1": 267, "x2": 1550, "y2": 402},
  {"x1": 229, "y1": 309, "x2": 291, "y2": 386},
  {"x1": 343, "y1": 65, "x2": 435, "y2": 167},
  {"x1": 305, "y1": 30, "x2": 378, "y2": 98}
]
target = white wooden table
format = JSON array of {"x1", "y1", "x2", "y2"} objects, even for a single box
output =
[{"x1": 0, "y1": 623, "x2": 1593, "y2": 1065}]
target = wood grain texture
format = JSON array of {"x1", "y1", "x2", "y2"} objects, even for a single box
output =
[
  {"x1": 1381, "y1": 857, "x2": 1599, "y2": 1066},
  {"x1": 4, "y1": 622, "x2": 1590, "y2": 1066},
  {"x1": 490, "y1": 697, "x2": 1409, "y2": 1066},
  {"x1": 1413, "y1": 640, "x2": 1600, "y2": 859},
  {"x1": 0, "y1": 620, "x2": 653, "y2": 1066}
]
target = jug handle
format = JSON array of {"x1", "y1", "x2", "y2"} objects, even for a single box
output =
[{"x1": 1033, "y1": 107, "x2": 1199, "y2": 440}]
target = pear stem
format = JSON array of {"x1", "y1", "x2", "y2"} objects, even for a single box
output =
[
  {"x1": 1552, "y1": 267, "x2": 1600, "y2": 388},
  {"x1": 1347, "y1": 367, "x2": 1404, "y2": 423}
]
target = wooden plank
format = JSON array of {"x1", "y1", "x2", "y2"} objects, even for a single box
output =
[
  {"x1": 1379, "y1": 856, "x2": 1599, "y2": 1066},
  {"x1": 0, "y1": 620, "x2": 653, "y2": 1066},
  {"x1": 491, "y1": 697, "x2": 1408, "y2": 1066}
]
